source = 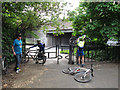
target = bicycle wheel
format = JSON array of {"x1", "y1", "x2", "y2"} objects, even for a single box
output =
[
  {"x1": 74, "y1": 71, "x2": 92, "y2": 83},
  {"x1": 42, "y1": 56, "x2": 46, "y2": 65},
  {"x1": 35, "y1": 55, "x2": 46, "y2": 65},
  {"x1": 2, "y1": 58, "x2": 8, "y2": 75},
  {"x1": 62, "y1": 68, "x2": 72, "y2": 74},
  {"x1": 22, "y1": 54, "x2": 29, "y2": 63},
  {"x1": 62, "y1": 69, "x2": 69, "y2": 74}
]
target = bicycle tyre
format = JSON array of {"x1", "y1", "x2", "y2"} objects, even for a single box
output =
[
  {"x1": 74, "y1": 71, "x2": 92, "y2": 83},
  {"x1": 42, "y1": 56, "x2": 46, "y2": 65},
  {"x1": 35, "y1": 56, "x2": 46, "y2": 65},
  {"x1": 22, "y1": 54, "x2": 29, "y2": 63},
  {"x1": 2, "y1": 68, "x2": 8, "y2": 75},
  {"x1": 62, "y1": 68, "x2": 70, "y2": 74},
  {"x1": 2, "y1": 58, "x2": 8, "y2": 75}
]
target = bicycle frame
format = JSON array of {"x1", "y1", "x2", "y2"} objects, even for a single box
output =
[
  {"x1": 25, "y1": 49, "x2": 44, "y2": 60},
  {"x1": 79, "y1": 64, "x2": 94, "y2": 77},
  {"x1": 62, "y1": 64, "x2": 94, "y2": 83},
  {"x1": 68, "y1": 64, "x2": 94, "y2": 77}
]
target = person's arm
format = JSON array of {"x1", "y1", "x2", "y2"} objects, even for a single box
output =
[
  {"x1": 77, "y1": 37, "x2": 80, "y2": 43},
  {"x1": 29, "y1": 44, "x2": 38, "y2": 49},
  {"x1": 12, "y1": 45, "x2": 16, "y2": 56}
]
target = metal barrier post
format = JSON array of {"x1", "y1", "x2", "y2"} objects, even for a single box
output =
[
  {"x1": 57, "y1": 45, "x2": 59, "y2": 64},
  {"x1": 48, "y1": 52, "x2": 49, "y2": 58},
  {"x1": 56, "y1": 45, "x2": 57, "y2": 58},
  {"x1": 69, "y1": 45, "x2": 72, "y2": 64}
]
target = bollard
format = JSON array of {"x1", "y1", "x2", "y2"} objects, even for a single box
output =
[{"x1": 69, "y1": 45, "x2": 73, "y2": 64}]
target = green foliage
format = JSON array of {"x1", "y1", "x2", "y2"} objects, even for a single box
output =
[
  {"x1": 60, "y1": 48, "x2": 77, "y2": 55},
  {"x1": 60, "y1": 46, "x2": 118, "y2": 61},
  {"x1": 2, "y1": 2, "x2": 68, "y2": 62},
  {"x1": 68, "y1": 2, "x2": 120, "y2": 45},
  {"x1": 67, "y1": 10, "x2": 77, "y2": 21},
  {"x1": 60, "y1": 50, "x2": 69, "y2": 54}
]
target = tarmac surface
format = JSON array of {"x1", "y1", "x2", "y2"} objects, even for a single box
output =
[{"x1": 10, "y1": 53, "x2": 118, "y2": 88}]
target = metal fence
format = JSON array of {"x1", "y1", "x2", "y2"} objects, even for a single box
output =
[
  {"x1": 61, "y1": 45, "x2": 120, "y2": 64},
  {"x1": 84, "y1": 45, "x2": 119, "y2": 62},
  {"x1": 23, "y1": 44, "x2": 63, "y2": 64}
]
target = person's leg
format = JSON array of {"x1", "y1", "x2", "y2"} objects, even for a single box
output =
[
  {"x1": 82, "y1": 55, "x2": 84, "y2": 64},
  {"x1": 20, "y1": 54, "x2": 22, "y2": 63},
  {"x1": 77, "y1": 50, "x2": 81, "y2": 65},
  {"x1": 15, "y1": 54, "x2": 20, "y2": 71},
  {"x1": 19, "y1": 54, "x2": 22, "y2": 71},
  {"x1": 78, "y1": 56, "x2": 81, "y2": 64},
  {"x1": 81, "y1": 50, "x2": 85, "y2": 67}
]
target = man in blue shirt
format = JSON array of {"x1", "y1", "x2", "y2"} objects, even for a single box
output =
[{"x1": 12, "y1": 33, "x2": 22, "y2": 73}]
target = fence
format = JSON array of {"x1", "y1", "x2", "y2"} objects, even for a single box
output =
[
  {"x1": 84, "y1": 45, "x2": 119, "y2": 62},
  {"x1": 23, "y1": 44, "x2": 63, "y2": 64},
  {"x1": 2, "y1": 43, "x2": 119, "y2": 65},
  {"x1": 61, "y1": 45, "x2": 119, "y2": 64}
]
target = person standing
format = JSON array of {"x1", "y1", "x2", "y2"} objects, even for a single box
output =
[
  {"x1": 12, "y1": 33, "x2": 22, "y2": 73},
  {"x1": 77, "y1": 35, "x2": 86, "y2": 67}
]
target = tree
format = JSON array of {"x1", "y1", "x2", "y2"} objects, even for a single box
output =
[
  {"x1": 2, "y1": 2, "x2": 68, "y2": 62},
  {"x1": 69, "y1": 2, "x2": 120, "y2": 45}
]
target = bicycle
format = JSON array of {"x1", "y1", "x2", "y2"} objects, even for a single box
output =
[
  {"x1": 22, "y1": 48, "x2": 46, "y2": 65},
  {"x1": 22, "y1": 49, "x2": 29, "y2": 63},
  {"x1": 0, "y1": 56, "x2": 8, "y2": 75},
  {"x1": 62, "y1": 64, "x2": 94, "y2": 83}
]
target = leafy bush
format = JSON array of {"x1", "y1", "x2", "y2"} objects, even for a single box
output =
[
  {"x1": 60, "y1": 50, "x2": 69, "y2": 54},
  {"x1": 60, "y1": 46, "x2": 118, "y2": 62}
]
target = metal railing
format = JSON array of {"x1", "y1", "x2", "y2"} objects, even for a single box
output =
[
  {"x1": 23, "y1": 44, "x2": 63, "y2": 64},
  {"x1": 61, "y1": 45, "x2": 120, "y2": 64}
]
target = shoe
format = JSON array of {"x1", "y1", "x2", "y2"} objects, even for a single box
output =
[
  {"x1": 16, "y1": 70, "x2": 19, "y2": 74},
  {"x1": 81, "y1": 64, "x2": 85, "y2": 67},
  {"x1": 78, "y1": 64, "x2": 81, "y2": 66}
]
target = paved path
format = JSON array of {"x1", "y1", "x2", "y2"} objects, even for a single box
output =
[{"x1": 11, "y1": 53, "x2": 118, "y2": 88}]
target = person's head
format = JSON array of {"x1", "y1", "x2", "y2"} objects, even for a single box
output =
[
  {"x1": 37, "y1": 40, "x2": 41, "y2": 44},
  {"x1": 17, "y1": 33, "x2": 22, "y2": 40}
]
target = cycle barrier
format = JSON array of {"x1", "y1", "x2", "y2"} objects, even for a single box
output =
[
  {"x1": 45, "y1": 45, "x2": 63, "y2": 64},
  {"x1": 23, "y1": 44, "x2": 63, "y2": 64},
  {"x1": 62, "y1": 36, "x2": 120, "y2": 65}
]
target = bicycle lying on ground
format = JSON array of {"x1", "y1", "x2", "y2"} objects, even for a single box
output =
[
  {"x1": 22, "y1": 48, "x2": 46, "y2": 65},
  {"x1": 0, "y1": 56, "x2": 8, "y2": 75},
  {"x1": 62, "y1": 64, "x2": 94, "y2": 83}
]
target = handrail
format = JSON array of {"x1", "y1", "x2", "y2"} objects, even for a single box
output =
[{"x1": 45, "y1": 46, "x2": 56, "y2": 50}]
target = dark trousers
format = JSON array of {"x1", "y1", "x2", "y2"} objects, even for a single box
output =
[{"x1": 14, "y1": 54, "x2": 22, "y2": 71}]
